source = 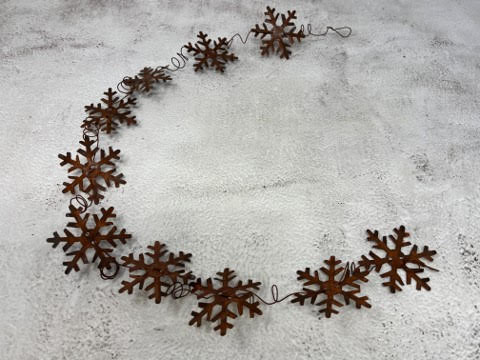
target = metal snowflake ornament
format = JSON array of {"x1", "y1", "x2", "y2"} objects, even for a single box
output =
[
  {"x1": 58, "y1": 136, "x2": 125, "y2": 204},
  {"x1": 358, "y1": 226, "x2": 438, "y2": 293},
  {"x1": 119, "y1": 241, "x2": 194, "y2": 304},
  {"x1": 83, "y1": 88, "x2": 137, "y2": 134},
  {"x1": 251, "y1": 6, "x2": 305, "y2": 59},
  {"x1": 292, "y1": 256, "x2": 371, "y2": 318},
  {"x1": 47, "y1": 205, "x2": 132, "y2": 276},
  {"x1": 122, "y1": 67, "x2": 172, "y2": 94},
  {"x1": 189, "y1": 268, "x2": 262, "y2": 336},
  {"x1": 185, "y1": 31, "x2": 238, "y2": 72}
]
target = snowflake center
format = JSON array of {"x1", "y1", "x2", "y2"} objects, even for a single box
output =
[
  {"x1": 323, "y1": 282, "x2": 342, "y2": 295},
  {"x1": 272, "y1": 26, "x2": 285, "y2": 39},
  {"x1": 216, "y1": 288, "x2": 239, "y2": 303},
  {"x1": 84, "y1": 162, "x2": 98, "y2": 177},
  {"x1": 205, "y1": 48, "x2": 217, "y2": 58},
  {"x1": 84, "y1": 230, "x2": 96, "y2": 244},
  {"x1": 391, "y1": 256, "x2": 405, "y2": 268}
]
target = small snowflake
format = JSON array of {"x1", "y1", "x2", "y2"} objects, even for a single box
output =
[
  {"x1": 189, "y1": 268, "x2": 262, "y2": 336},
  {"x1": 47, "y1": 205, "x2": 132, "y2": 275},
  {"x1": 119, "y1": 241, "x2": 194, "y2": 304},
  {"x1": 185, "y1": 31, "x2": 238, "y2": 72},
  {"x1": 58, "y1": 136, "x2": 125, "y2": 204},
  {"x1": 251, "y1": 6, "x2": 305, "y2": 59},
  {"x1": 358, "y1": 226, "x2": 438, "y2": 293},
  {"x1": 292, "y1": 256, "x2": 371, "y2": 318},
  {"x1": 123, "y1": 67, "x2": 172, "y2": 94},
  {"x1": 83, "y1": 88, "x2": 137, "y2": 134}
]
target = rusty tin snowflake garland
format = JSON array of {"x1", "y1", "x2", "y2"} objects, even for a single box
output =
[{"x1": 47, "y1": 5, "x2": 439, "y2": 336}]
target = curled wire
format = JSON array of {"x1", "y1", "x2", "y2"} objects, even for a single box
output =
[
  {"x1": 299, "y1": 24, "x2": 352, "y2": 38},
  {"x1": 67, "y1": 123, "x2": 100, "y2": 214},
  {"x1": 227, "y1": 30, "x2": 253, "y2": 48},
  {"x1": 99, "y1": 257, "x2": 120, "y2": 280},
  {"x1": 161, "y1": 281, "x2": 303, "y2": 305},
  {"x1": 339, "y1": 261, "x2": 375, "y2": 282},
  {"x1": 159, "y1": 45, "x2": 190, "y2": 72},
  {"x1": 69, "y1": 194, "x2": 92, "y2": 214},
  {"x1": 82, "y1": 122, "x2": 100, "y2": 148},
  {"x1": 226, "y1": 24, "x2": 351, "y2": 49},
  {"x1": 247, "y1": 284, "x2": 298, "y2": 305},
  {"x1": 117, "y1": 76, "x2": 135, "y2": 96},
  {"x1": 118, "y1": 22, "x2": 352, "y2": 80}
]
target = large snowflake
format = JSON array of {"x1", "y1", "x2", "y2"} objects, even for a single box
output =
[
  {"x1": 47, "y1": 205, "x2": 132, "y2": 275},
  {"x1": 119, "y1": 241, "x2": 194, "y2": 304},
  {"x1": 123, "y1": 67, "x2": 172, "y2": 94},
  {"x1": 292, "y1": 256, "x2": 371, "y2": 318},
  {"x1": 189, "y1": 268, "x2": 262, "y2": 336},
  {"x1": 358, "y1": 226, "x2": 438, "y2": 293},
  {"x1": 251, "y1": 6, "x2": 305, "y2": 59},
  {"x1": 83, "y1": 88, "x2": 137, "y2": 134},
  {"x1": 185, "y1": 31, "x2": 238, "y2": 72},
  {"x1": 58, "y1": 136, "x2": 125, "y2": 204}
]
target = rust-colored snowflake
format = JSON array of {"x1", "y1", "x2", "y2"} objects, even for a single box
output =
[
  {"x1": 358, "y1": 226, "x2": 438, "y2": 293},
  {"x1": 123, "y1": 67, "x2": 172, "y2": 94},
  {"x1": 83, "y1": 88, "x2": 136, "y2": 134},
  {"x1": 185, "y1": 31, "x2": 238, "y2": 72},
  {"x1": 292, "y1": 256, "x2": 371, "y2": 318},
  {"x1": 189, "y1": 268, "x2": 262, "y2": 336},
  {"x1": 47, "y1": 205, "x2": 131, "y2": 275},
  {"x1": 58, "y1": 136, "x2": 125, "y2": 204},
  {"x1": 251, "y1": 6, "x2": 305, "y2": 59},
  {"x1": 119, "y1": 241, "x2": 194, "y2": 304}
]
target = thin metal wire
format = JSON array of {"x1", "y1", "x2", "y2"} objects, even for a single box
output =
[
  {"x1": 116, "y1": 22, "x2": 352, "y2": 93},
  {"x1": 299, "y1": 24, "x2": 352, "y2": 37}
]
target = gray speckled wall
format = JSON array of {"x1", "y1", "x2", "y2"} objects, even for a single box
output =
[{"x1": 1, "y1": 0, "x2": 479, "y2": 359}]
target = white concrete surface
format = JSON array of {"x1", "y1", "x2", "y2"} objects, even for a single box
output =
[{"x1": 1, "y1": 0, "x2": 479, "y2": 359}]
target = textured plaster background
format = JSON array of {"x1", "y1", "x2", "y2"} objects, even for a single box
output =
[{"x1": 1, "y1": 0, "x2": 480, "y2": 359}]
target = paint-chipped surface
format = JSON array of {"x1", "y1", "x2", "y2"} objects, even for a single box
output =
[{"x1": 1, "y1": 0, "x2": 479, "y2": 359}]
